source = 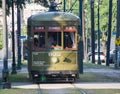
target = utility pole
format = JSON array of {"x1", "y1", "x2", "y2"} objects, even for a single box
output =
[
  {"x1": 82, "y1": 1, "x2": 87, "y2": 62},
  {"x1": 2, "y1": 0, "x2": 11, "y2": 88},
  {"x1": 79, "y1": 0, "x2": 83, "y2": 73},
  {"x1": 64, "y1": 0, "x2": 66, "y2": 12},
  {"x1": 90, "y1": 0, "x2": 95, "y2": 64},
  {"x1": 11, "y1": 0, "x2": 17, "y2": 74},
  {"x1": 115, "y1": 0, "x2": 120, "y2": 68},
  {"x1": 17, "y1": 0, "x2": 22, "y2": 70},
  {"x1": 106, "y1": 0, "x2": 112, "y2": 66},
  {"x1": 97, "y1": 0, "x2": 101, "y2": 65}
]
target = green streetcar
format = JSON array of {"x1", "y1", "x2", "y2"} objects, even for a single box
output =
[{"x1": 27, "y1": 11, "x2": 80, "y2": 82}]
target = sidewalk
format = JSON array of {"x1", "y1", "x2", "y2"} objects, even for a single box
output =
[
  {"x1": 11, "y1": 82, "x2": 120, "y2": 89},
  {"x1": 0, "y1": 49, "x2": 12, "y2": 59}
]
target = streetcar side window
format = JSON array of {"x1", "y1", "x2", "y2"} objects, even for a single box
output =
[
  {"x1": 34, "y1": 33, "x2": 39, "y2": 48},
  {"x1": 39, "y1": 32, "x2": 45, "y2": 48},
  {"x1": 64, "y1": 32, "x2": 76, "y2": 49},
  {"x1": 34, "y1": 37, "x2": 39, "y2": 47},
  {"x1": 33, "y1": 32, "x2": 45, "y2": 49}
]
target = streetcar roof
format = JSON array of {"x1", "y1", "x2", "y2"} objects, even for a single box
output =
[{"x1": 28, "y1": 12, "x2": 79, "y2": 22}]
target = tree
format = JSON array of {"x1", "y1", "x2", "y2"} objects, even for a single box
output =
[
  {"x1": 0, "y1": 0, "x2": 11, "y2": 15},
  {"x1": 84, "y1": 0, "x2": 117, "y2": 53},
  {"x1": 34, "y1": 0, "x2": 49, "y2": 7},
  {"x1": 0, "y1": 0, "x2": 26, "y2": 15},
  {"x1": 84, "y1": 0, "x2": 117, "y2": 36},
  {"x1": 106, "y1": 0, "x2": 112, "y2": 66}
]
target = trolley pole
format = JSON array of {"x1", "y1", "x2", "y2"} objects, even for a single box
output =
[
  {"x1": 79, "y1": 0, "x2": 83, "y2": 74},
  {"x1": 11, "y1": 0, "x2": 17, "y2": 74},
  {"x1": 1, "y1": 0, "x2": 11, "y2": 88},
  {"x1": 115, "y1": 0, "x2": 120, "y2": 68},
  {"x1": 17, "y1": 0, "x2": 22, "y2": 70}
]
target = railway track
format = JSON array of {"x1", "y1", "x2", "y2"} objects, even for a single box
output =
[
  {"x1": 37, "y1": 84, "x2": 43, "y2": 94},
  {"x1": 36, "y1": 82, "x2": 87, "y2": 94},
  {"x1": 71, "y1": 83, "x2": 87, "y2": 94}
]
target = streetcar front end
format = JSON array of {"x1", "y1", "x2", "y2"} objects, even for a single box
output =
[{"x1": 27, "y1": 12, "x2": 80, "y2": 82}]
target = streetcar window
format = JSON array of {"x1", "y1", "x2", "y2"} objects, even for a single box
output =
[
  {"x1": 47, "y1": 32, "x2": 61, "y2": 50},
  {"x1": 64, "y1": 32, "x2": 76, "y2": 49},
  {"x1": 34, "y1": 37, "x2": 39, "y2": 47},
  {"x1": 33, "y1": 32, "x2": 45, "y2": 48}
]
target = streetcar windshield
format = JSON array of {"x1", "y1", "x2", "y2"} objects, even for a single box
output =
[
  {"x1": 32, "y1": 26, "x2": 77, "y2": 50},
  {"x1": 47, "y1": 32, "x2": 61, "y2": 50},
  {"x1": 33, "y1": 29, "x2": 62, "y2": 50}
]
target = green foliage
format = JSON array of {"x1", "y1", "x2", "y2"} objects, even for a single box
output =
[
  {"x1": 0, "y1": 31, "x2": 3, "y2": 49},
  {"x1": 0, "y1": 0, "x2": 26, "y2": 15},
  {"x1": 84, "y1": 0, "x2": 117, "y2": 37},
  {"x1": 34, "y1": 0, "x2": 49, "y2": 7},
  {"x1": 0, "y1": 0, "x2": 50, "y2": 14},
  {"x1": 15, "y1": 0, "x2": 26, "y2": 8},
  {"x1": 22, "y1": 25, "x2": 27, "y2": 36},
  {"x1": 0, "y1": 0, "x2": 11, "y2": 15},
  {"x1": 61, "y1": 0, "x2": 79, "y2": 15},
  {"x1": 9, "y1": 73, "x2": 30, "y2": 82}
]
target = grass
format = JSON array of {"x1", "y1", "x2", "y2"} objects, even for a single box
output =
[
  {"x1": 0, "y1": 89, "x2": 37, "y2": 94},
  {"x1": 84, "y1": 89, "x2": 120, "y2": 94},
  {"x1": 21, "y1": 60, "x2": 28, "y2": 67},
  {"x1": 0, "y1": 73, "x2": 30, "y2": 83},
  {"x1": 84, "y1": 62, "x2": 120, "y2": 70},
  {"x1": 83, "y1": 62, "x2": 111, "y2": 69},
  {"x1": 78, "y1": 73, "x2": 120, "y2": 82},
  {"x1": 9, "y1": 73, "x2": 30, "y2": 82},
  {"x1": 0, "y1": 89, "x2": 120, "y2": 94}
]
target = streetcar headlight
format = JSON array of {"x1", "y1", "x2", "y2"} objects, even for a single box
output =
[{"x1": 51, "y1": 57, "x2": 58, "y2": 63}]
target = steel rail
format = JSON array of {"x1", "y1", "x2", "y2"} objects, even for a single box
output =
[
  {"x1": 37, "y1": 84, "x2": 43, "y2": 94},
  {"x1": 71, "y1": 83, "x2": 87, "y2": 94}
]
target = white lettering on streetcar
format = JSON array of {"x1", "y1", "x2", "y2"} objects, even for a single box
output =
[
  {"x1": 32, "y1": 61, "x2": 45, "y2": 66},
  {"x1": 48, "y1": 52, "x2": 61, "y2": 57}
]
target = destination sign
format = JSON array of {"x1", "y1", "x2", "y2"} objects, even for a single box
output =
[
  {"x1": 34, "y1": 26, "x2": 45, "y2": 30},
  {"x1": 64, "y1": 26, "x2": 76, "y2": 32},
  {"x1": 48, "y1": 26, "x2": 61, "y2": 30}
]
